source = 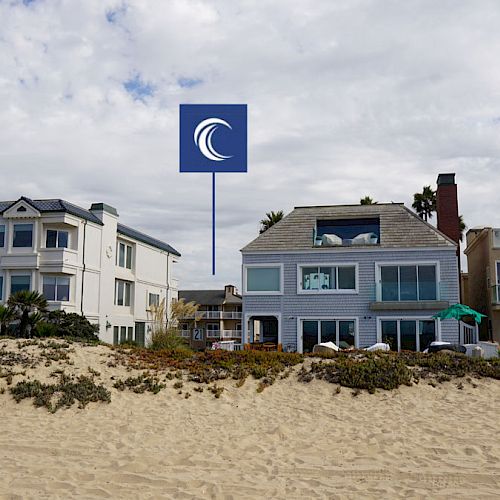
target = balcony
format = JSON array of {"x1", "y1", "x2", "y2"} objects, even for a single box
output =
[
  {"x1": 221, "y1": 330, "x2": 242, "y2": 339},
  {"x1": 39, "y1": 248, "x2": 78, "y2": 268},
  {"x1": 369, "y1": 282, "x2": 451, "y2": 311},
  {"x1": 0, "y1": 253, "x2": 39, "y2": 269},
  {"x1": 179, "y1": 311, "x2": 242, "y2": 320}
]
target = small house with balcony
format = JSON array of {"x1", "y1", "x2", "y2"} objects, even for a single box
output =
[
  {"x1": 241, "y1": 175, "x2": 462, "y2": 353},
  {"x1": 178, "y1": 285, "x2": 242, "y2": 349},
  {"x1": 0, "y1": 196, "x2": 181, "y2": 345}
]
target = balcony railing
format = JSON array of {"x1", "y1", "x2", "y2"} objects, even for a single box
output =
[
  {"x1": 221, "y1": 330, "x2": 242, "y2": 339},
  {"x1": 179, "y1": 311, "x2": 242, "y2": 320}
]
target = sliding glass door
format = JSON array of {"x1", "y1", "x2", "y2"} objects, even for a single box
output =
[
  {"x1": 380, "y1": 318, "x2": 437, "y2": 352},
  {"x1": 301, "y1": 319, "x2": 357, "y2": 353}
]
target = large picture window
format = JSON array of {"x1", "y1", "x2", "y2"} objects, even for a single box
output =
[
  {"x1": 245, "y1": 265, "x2": 282, "y2": 294},
  {"x1": 379, "y1": 264, "x2": 437, "y2": 301},
  {"x1": 299, "y1": 264, "x2": 356, "y2": 292},
  {"x1": 13, "y1": 224, "x2": 33, "y2": 248},
  {"x1": 43, "y1": 276, "x2": 70, "y2": 301},
  {"x1": 379, "y1": 318, "x2": 437, "y2": 352},
  {"x1": 301, "y1": 319, "x2": 357, "y2": 353}
]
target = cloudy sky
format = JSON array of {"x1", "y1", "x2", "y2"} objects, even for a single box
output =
[{"x1": 1, "y1": 0, "x2": 500, "y2": 289}]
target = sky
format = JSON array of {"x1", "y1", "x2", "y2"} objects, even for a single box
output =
[{"x1": 1, "y1": 0, "x2": 500, "y2": 290}]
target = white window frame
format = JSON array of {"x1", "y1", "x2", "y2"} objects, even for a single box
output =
[
  {"x1": 206, "y1": 323, "x2": 221, "y2": 338},
  {"x1": 376, "y1": 316, "x2": 441, "y2": 352},
  {"x1": 243, "y1": 263, "x2": 284, "y2": 296},
  {"x1": 42, "y1": 275, "x2": 71, "y2": 302},
  {"x1": 493, "y1": 229, "x2": 500, "y2": 249},
  {"x1": 12, "y1": 223, "x2": 33, "y2": 249},
  {"x1": 117, "y1": 241, "x2": 133, "y2": 270},
  {"x1": 148, "y1": 292, "x2": 160, "y2": 308},
  {"x1": 115, "y1": 280, "x2": 132, "y2": 306},
  {"x1": 296, "y1": 316, "x2": 359, "y2": 353},
  {"x1": 10, "y1": 274, "x2": 32, "y2": 294},
  {"x1": 296, "y1": 262, "x2": 358, "y2": 294},
  {"x1": 45, "y1": 229, "x2": 69, "y2": 249},
  {"x1": 0, "y1": 225, "x2": 5, "y2": 248},
  {"x1": 375, "y1": 261, "x2": 440, "y2": 302}
]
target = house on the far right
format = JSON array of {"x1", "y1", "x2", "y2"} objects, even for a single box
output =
[{"x1": 464, "y1": 226, "x2": 500, "y2": 342}]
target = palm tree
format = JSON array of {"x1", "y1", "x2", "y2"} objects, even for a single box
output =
[
  {"x1": 360, "y1": 196, "x2": 377, "y2": 205},
  {"x1": 8, "y1": 291, "x2": 47, "y2": 338},
  {"x1": 259, "y1": 210, "x2": 284, "y2": 234},
  {"x1": 0, "y1": 305, "x2": 15, "y2": 337},
  {"x1": 459, "y1": 215, "x2": 466, "y2": 242},
  {"x1": 412, "y1": 186, "x2": 436, "y2": 221}
]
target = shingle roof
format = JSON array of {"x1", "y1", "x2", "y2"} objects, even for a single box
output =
[
  {"x1": 179, "y1": 290, "x2": 227, "y2": 306},
  {"x1": 0, "y1": 196, "x2": 181, "y2": 256},
  {"x1": 241, "y1": 203, "x2": 456, "y2": 252},
  {"x1": 0, "y1": 197, "x2": 104, "y2": 225},
  {"x1": 117, "y1": 223, "x2": 181, "y2": 256}
]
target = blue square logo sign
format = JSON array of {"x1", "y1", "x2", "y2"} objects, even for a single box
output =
[{"x1": 180, "y1": 104, "x2": 247, "y2": 173}]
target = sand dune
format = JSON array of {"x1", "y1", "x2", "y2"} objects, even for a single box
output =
[{"x1": 0, "y1": 340, "x2": 499, "y2": 499}]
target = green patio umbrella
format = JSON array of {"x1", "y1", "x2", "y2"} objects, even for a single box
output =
[{"x1": 432, "y1": 304, "x2": 487, "y2": 324}]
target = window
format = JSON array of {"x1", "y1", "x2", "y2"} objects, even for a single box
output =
[
  {"x1": 117, "y1": 242, "x2": 133, "y2": 269},
  {"x1": 379, "y1": 318, "x2": 437, "y2": 352},
  {"x1": 11, "y1": 275, "x2": 31, "y2": 294},
  {"x1": 301, "y1": 319, "x2": 357, "y2": 353},
  {"x1": 299, "y1": 265, "x2": 356, "y2": 292},
  {"x1": 315, "y1": 218, "x2": 380, "y2": 247},
  {"x1": 206, "y1": 324, "x2": 220, "y2": 338},
  {"x1": 13, "y1": 224, "x2": 33, "y2": 248},
  {"x1": 493, "y1": 229, "x2": 500, "y2": 248},
  {"x1": 148, "y1": 293, "x2": 160, "y2": 307},
  {"x1": 43, "y1": 276, "x2": 70, "y2": 301},
  {"x1": 245, "y1": 265, "x2": 282, "y2": 294},
  {"x1": 46, "y1": 230, "x2": 69, "y2": 248},
  {"x1": 115, "y1": 280, "x2": 131, "y2": 306},
  {"x1": 0, "y1": 275, "x2": 3, "y2": 301},
  {"x1": 0, "y1": 225, "x2": 4, "y2": 247},
  {"x1": 113, "y1": 326, "x2": 119, "y2": 344},
  {"x1": 496, "y1": 262, "x2": 500, "y2": 303},
  {"x1": 379, "y1": 264, "x2": 437, "y2": 301},
  {"x1": 120, "y1": 326, "x2": 127, "y2": 343}
]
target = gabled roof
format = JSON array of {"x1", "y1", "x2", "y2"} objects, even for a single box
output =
[
  {"x1": 117, "y1": 223, "x2": 181, "y2": 257},
  {"x1": 241, "y1": 203, "x2": 456, "y2": 252},
  {"x1": 179, "y1": 289, "x2": 242, "y2": 306},
  {"x1": 0, "y1": 197, "x2": 103, "y2": 225}
]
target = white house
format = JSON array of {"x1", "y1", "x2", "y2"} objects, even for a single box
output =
[{"x1": 0, "y1": 197, "x2": 180, "y2": 345}]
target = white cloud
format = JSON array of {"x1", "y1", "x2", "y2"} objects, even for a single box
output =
[{"x1": 1, "y1": 0, "x2": 500, "y2": 287}]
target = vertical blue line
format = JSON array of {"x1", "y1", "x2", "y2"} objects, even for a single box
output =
[{"x1": 212, "y1": 172, "x2": 216, "y2": 275}]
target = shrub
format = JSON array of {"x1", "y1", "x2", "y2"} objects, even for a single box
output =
[
  {"x1": 35, "y1": 311, "x2": 99, "y2": 341},
  {"x1": 10, "y1": 374, "x2": 111, "y2": 412},
  {"x1": 113, "y1": 374, "x2": 166, "y2": 394},
  {"x1": 149, "y1": 327, "x2": 190, "y2": 351}
]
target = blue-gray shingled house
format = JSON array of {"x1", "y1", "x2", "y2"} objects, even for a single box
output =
[{"x1": 241, "y1": 176, "x2": 461, "y2": 353}]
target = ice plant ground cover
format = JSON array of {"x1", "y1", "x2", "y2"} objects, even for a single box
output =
[{"x1": 0, "y1": 338, "x2": 499, "y2": 412}]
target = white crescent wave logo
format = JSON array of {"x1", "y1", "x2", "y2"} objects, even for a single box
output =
[{"x1": 193, "y1": 118, "x2": 233, "y2": 162}]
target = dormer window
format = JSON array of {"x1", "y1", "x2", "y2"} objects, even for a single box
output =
[
  {"x1": 13, "y1": 224, "x2": 33, "y2": 248},
  {"x1": 314, "y1": 218, "x2": 380, "y2": 247}
]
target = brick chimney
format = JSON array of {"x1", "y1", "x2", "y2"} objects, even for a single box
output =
[{"x1": 436, "y1": 173, "x2": 460, "y2": 246}]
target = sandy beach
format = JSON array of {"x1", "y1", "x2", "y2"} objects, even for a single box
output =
[{"x1": 0, "y1": 340, "x2": 499, "y2": 499}]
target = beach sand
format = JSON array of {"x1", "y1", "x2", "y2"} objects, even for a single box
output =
[{"x1": 0, "y1": 340, "x2": 499, "y2": 499}]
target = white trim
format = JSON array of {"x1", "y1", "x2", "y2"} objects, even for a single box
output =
[
  {"x1": 296, "y1": 262, "x2": 358, "y2": 294},
  {"x1": 243, "y1": 312, "x2": 282, "y2": 345},
  {"x1": 242, "y1": 263, "x2": 283, "y2": 296},
  {"x1": 376, "y1": 316, "x2": 441, "y2": 352},
  {"x1": 296, "y1": 316, "x2": 359, "y2": 353},
  {"x1": 241, "y1": 246, "x2": 455, "y2": 255},
  {"x1": 374, "y1": 261, "x2": 440, "y2": 302}
]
